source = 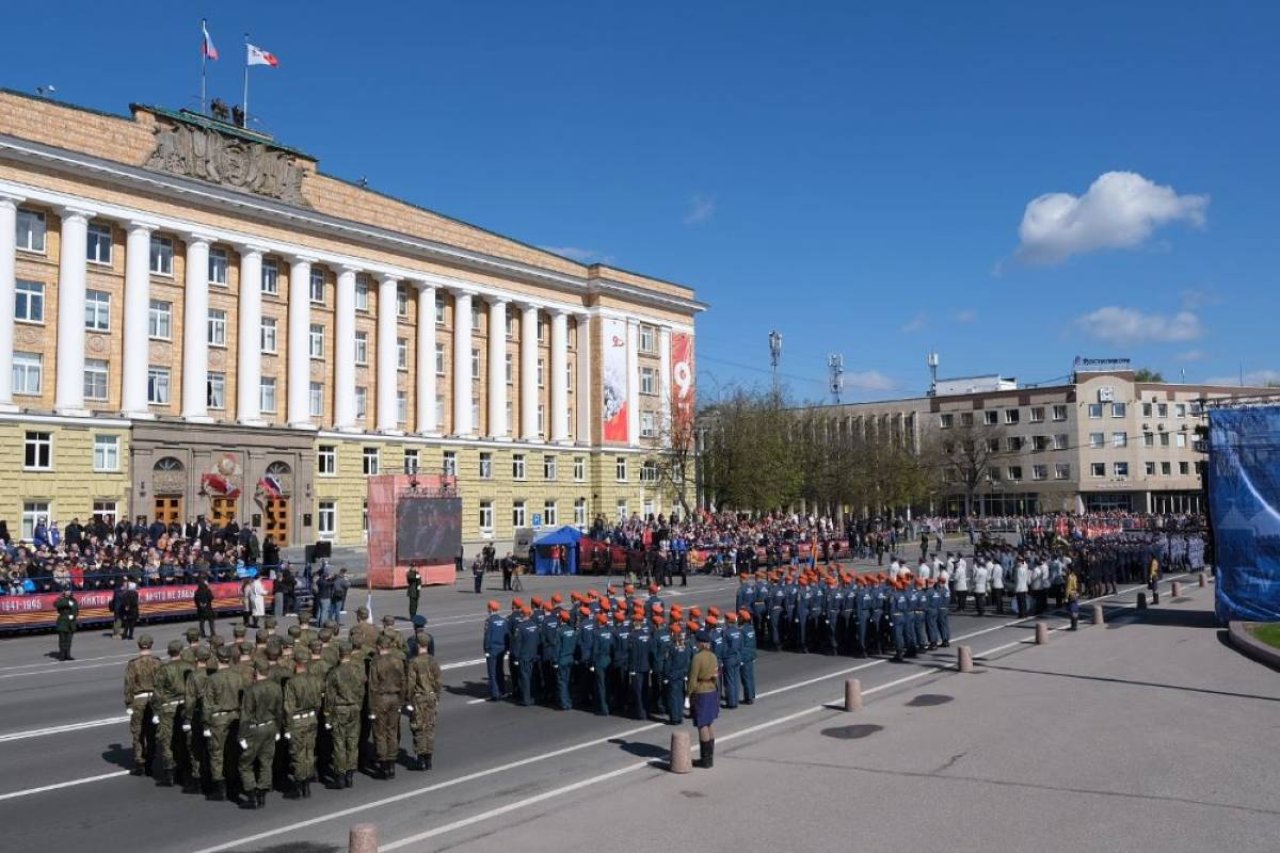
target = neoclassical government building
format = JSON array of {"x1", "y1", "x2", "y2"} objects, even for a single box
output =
[{"x1": 0, "y1": 89, "x2": 702, "y2": 549}]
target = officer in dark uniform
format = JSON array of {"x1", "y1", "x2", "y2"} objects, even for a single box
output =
[
  {"x1": 54, "y1": 589, "x2": 79, "y2": 660},
  {"x1": 482, "y1": 600, "x2": 508, "y2": 701}
]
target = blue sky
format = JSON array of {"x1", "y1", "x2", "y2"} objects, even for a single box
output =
[{"x1": 5, "y1": 2, "x2": 1277, "y2": 401}]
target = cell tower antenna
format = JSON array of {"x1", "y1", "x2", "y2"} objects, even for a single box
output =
[
  {"x1": 828, "y1": 353, "x2": 844, "y2": 404},
  {"x1": 927, "y1": 351, "x2": 940, "y2": 396}
]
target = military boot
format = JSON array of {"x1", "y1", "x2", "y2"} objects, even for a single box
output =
[
  {"x1": 423, "y1": 754, "x2": 432, "y2": 771},
  {"x1": 302, "y1": 780, "x2": 311, "y2": 799},
  {"x1": 256, "y1": 789, "x2": 268, "y2": 809},
  {"x1": 158, "y1": 768, "x2": 175, "y2": 787},
  {"x1": 130, "y1": 762, "x2": 146, "y2": 777},
  {"x1": 210, "y1": 781, "x2": 226, "y2": 801},
  {"x1": 704, "y1": 738, "x2": 714, "y2": 769},
  {"x1": 345, "y1": 770, "x2": 355, "y2": 788},
  {"x1": 384, "y1": 760, "x2": 396, "y2": 779}
]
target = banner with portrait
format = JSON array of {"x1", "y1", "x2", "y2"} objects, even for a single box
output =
[{"x1": 602, "y1": 317, "x2": 629, "y2": 443}]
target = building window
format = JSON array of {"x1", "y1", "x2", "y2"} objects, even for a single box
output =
[
  {"x1": 537, "y1": 404, "x2": 545, "y2": 434},
  {"x1": 506, "y1": 315, "x2": 517, "y2": 339},
  {"x1": 1146, "y1": 461, "x2": 1157, "y2": 476},
  {"x1": 512, "y1": 453, "x2": 526, "y2": 480},
  {"x1": 1029, "y1": 406, "x2": 1045, "y2": 423},
  {"x1": 537, "y1": 358, "x2": 545, "y2": 388},
  {"x1": 317, "y1": 500, "x2": 337, "y2": 539},
  {"x1": 1112, "y1": 431, "x2": 1127, "y2": 448},
  {"x1": 1175, "y1": 432, "x2": 1187, "y2": 448},
  {"x1": 1054, "y1": 463, "x2": 1071, "y2": 480},
  {"x1": 208, "y1": 247, "x2": 228, "y2": 285},
  {"x1": 961, "y1": 412, "x2": 974, "y2": 426},
  {"x1": 208, "y1": 309, "x2": 228, "y2": 346},
  {"x1": 309, "y1": 324, "x2": 324, "y2": 359},
  {"x1": 92, "y1": 500, "x2": 118, "y2": 526},
  {"x1": 544, "y1": 455, "x2": 557, "y2": 480},
  {"x1": 1089, "y1": 432, "x2": 1105, "y2": 449},
  {"x1": 1158, "y1": 431, "x2": 1170, "y2": 447},
  {"x1": 147, "y1": 300, "x2": 172, "y2": 339},
  {"x1": 260, "y1": 377, "x2": 277, "y2": 413},
  {"x1": 1142, "y1": 402, "x2": 1154, "y2": 418},
  {"x1": 1007, "y1": 466, "x2": 1023, "y2": 481},
  {"x1": 1053, "y1": 434, "x2": 1069, "y2": 450},
  {"x1": 1005, "y1": 436, "x2": 1023, "y2": 453},
  {"x1": 1052, "y1": 404, "x2": 1068, "y2": 421},
  {"x1": 443, "y1": 450, "x2": 457, "y2": 476},
  {"x1": 362, "y1": 447, "x2": 379, "y2": 476},
  {"x1": 22, "y1": 501, "x2": 51, "y2": 540},
  {"x1": 616, "y1": 456, "x2": 628, "y2": 482},
  {"x1": 505, "y1": 400, "x2": 513, "y2": 428},
  {"x1": 471, "y1": 309, "x2": 483, "y2": 332},
  {"x1": 640, "y1": 367, "x2": 657, "y2": 395},
  {"x1": 24, "y1": 431, "x2": 52, "y2": 470},
  {"x1": 616, "y1": 500, "x2": 628, "y2": 522},
  {"x1": 640, "y1": 461, "x2": 659, "y2": 483},
  {"x1": 641, "y1": 412, "x2": 656, "y2": 438},
  {"x1": 12, "y1": 352, "x2": 42, "y2": 395},
  {"x1": 1157, "y1": 403, "x2": 1168, "y2": 418},
  {"x1": 354, "y1": 332, "x2": 368, "y2": 365},
  {"x1": 309, "y1": 382, "x2": 324, "y2": 418},
  {"x1": 639, "y1": 324, "x2": 656, "y2": 353},
  {"x1": 87, "y1": 222, "x2": 113, "y2": 265},
  {"x1": 147, "y1": 367, "x2": 170, "y2": 405},
  {"x1": 1114, "y1": 461, "x2": 1129, "y2": 478},
  {"x1": 93, "y1": 434, "x2": 120, "y2": 472},
  {"x1": 479, "y1": 452, "x2": 492, "y2": 479},
  {"x1": 435, "y1": 343, "x2": 445, "y2": 376},
  {"x1": 397, "y1": 338, "x2": 408, "y2": 370},
  {"x1": 1175, "y1": 403, "x2": 1187, "y2": 418},
  {"x1": 1087, "y1": 403, "x2": 1103, "y2": 419},
  {"x1": 81, "y1": 358, "x2": 108, "y2": 400},
  {"x1": 939, "y1": 413, "x2": 954, "y2": 429},
  {"x1": 1032, "y1": 435, "x2": 1049, "y2": 452},
  {"x1": 355, "y1": 387, "x2": 367, "y2": 420},
  {"x1": 1161, "y1": 461, "x2": 1172, "y2": 476},
  {"x1": 1004, "y1": 409, "x2": 1020, "y2": 425},
  {"x1": 85, "y1": 290, "x2": 110, "y2": 331},
  {"x1": 471, "y1": 348, "x2": 481, "y2": 380},
  {"x1": 435, "y1": 296, "x2": 445, "y2": 325},
  {"x1": 574, "y1": 497, "x2": 587, "y2": 527},
  {"x1": 396, "y1": 391, "x2": 408, "y2": 424},
  {"x1": 15, "y1": 280, "x2": 44, "y2": 323},
  {"x1": 261, "y1": 258, "x2": 279, "y2": 295},
  {"x1": 309, "y1": 268, "x2": 325, "y2": 303},
  {"x1": 318, "y1": 445, "x2": 336, "y2": 475},
  {"x1": 479, "y1": 500, "x2": 494, "y2": 533},
  {"x1": 260, "y1": 317, "x2": 278, "y2": 353},
  {"x1": 149, "y1": 235, "x2": 173, "y2": 276},
  {"x1": 355, "y1": 277, "x2": 370, "y2": 311},
  {"x1": 1111, "y1": 402, "x2": 1127, "y2": 418},
  {"x1": 543, "y1": 500, "x2": 558, "y2": 526},
  {"x1": 207, "y1": 372, "x2": 226, "y2": 409},
  {"x1": 512, "y1": 501, "x2": 526, "y2": 528},
  {"x1": 16, "y1": 209, "x2": 46, "y2": 252},
  {"x1": 1143, "y1": 432, "x2": 1155, "y2": 448},
  {"x1": 396, "y1": 284, "x2": 408, "y2": 317},
  {"x1": 404, "y1": 449, "x2": 419, "y2": 474},
  {"x1": 537, "y1": 319, "x2": 546, "y2": 344},
  {"x1": 472, "y1": 398, "x2": 481, "y2": 431},
  {"x1": 505, "y1": 353, "x2": 514, "y2": 385},
  {"x1": 573, "y1": 456, "x2": 585, "y2": 481},
  {"x1": 435, "y1": 395, "x2": 445, "y2": 426},
  {"x1": 982, "y1": 410, "x2": 998, "y2": 425},
  {"x1": 1179, "y1": 461, "x2": 1190, "y2": 475},
  {"x1": 1031, "y1": 464, "x2": 1047, "y2": 481}
]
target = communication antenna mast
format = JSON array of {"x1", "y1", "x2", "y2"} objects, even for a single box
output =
[
  {"x1": 768, "y1": 330, "x2": 783, "y2": 395},
  {"x1": 927, "y1": 351, "x2": 940, "y2": 396},
  {"x1": 828, "y1": 353, "x2": 844, "y2": 404}
]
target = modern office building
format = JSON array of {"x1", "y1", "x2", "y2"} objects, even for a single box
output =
[{"x1": 0, "y1": 90, "x2": 703, "y2": 549}]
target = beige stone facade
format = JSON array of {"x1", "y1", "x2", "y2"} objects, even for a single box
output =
[{"x1": 0, "y1": 90, "x2": 703, "y2": 549}]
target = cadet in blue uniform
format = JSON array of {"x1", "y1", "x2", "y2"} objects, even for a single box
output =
[
  {"x1": 768, "y1": 578, "x2": 785, "y2": 648},
  {"x1": 664, "y1": 624, "x2": 692, "y2": 723},
  {"x1": 611, "y1": 610, "x2": 631, "y2": 711},
  {"x1": 628, "y1": 612, "x2": 653, "y2": 719},
  {"x1": 934, "y1": 578, "x2": 951, "y2": 647},
  {"x1": 722, "y1": 612, "x2": 743, "y2": 708},
  {"x1": 539, "y1": 601, "x2": 560, "y2": 703},
  {"x1": 890, "y1": 581, "x2": 909, "y2": 662},
  {"x1": 574, "y1": 606, "x2": 596, "y2": 706},
  {"x1": 553, "y1": 611, "x2": 577, "y2": 710},
  {"x1": 482, "y1": 601, "x2": 508, "y2": 701},
  {"x1": 590, "y1": 612, "x2": 613, "y2": 716},
  {"x1": 514, "y1": 606, "x2": 540, "y2": 706},
  {"x1": 737, "y1": 608, "x2": 757, "y2": 703}
]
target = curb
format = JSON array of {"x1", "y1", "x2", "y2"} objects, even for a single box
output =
[{"x1": 1227, "y1": 621, "x2": 1280, "y2": 672}]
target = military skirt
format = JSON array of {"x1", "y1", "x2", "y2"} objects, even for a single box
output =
[{"x1": 691, "y1": 691, "x2": 719, "y2": 728}]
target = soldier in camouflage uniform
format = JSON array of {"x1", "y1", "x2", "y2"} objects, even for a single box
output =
[
  {"x1": 122, "y1": 634, "x2": 161, "y2": 775},
  {"x1": 180, "y1": 646, "x2": 211, "y2": 793},
  {"x1": 283, "y1": 648, "x2": 323, "y2": 798},
  {"x1": 237, "y1": 659, "x2": 283, "y2": 809},
  {"x1": 367, "y1": 634, "x2": 407, "y2": 779},
  {"x1": 202, "y1": 644, "x2": 243, "y2": 801},
  {"x1": 406, "y1": 637, "x2": 443, "y2": 771},
  {"x1": 151, "y1": 640, "x2": 191, "y2": 786},
  {"x1": 324, "y1": 640, "x2": 366, "y2": 789}
]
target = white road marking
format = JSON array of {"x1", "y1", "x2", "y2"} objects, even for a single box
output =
[
  {"x1": 0, "y1": 715, "x2": 127, "y2": 743},
  {"x1": 0, "y1": 652, "x2": 134, "y2": 673},
  {"x1": 0, "y1": 769, "x2": 128, "y2": 802},
  {"x1": 0, "y1": 659, "x2": 138, "y2": 680}
]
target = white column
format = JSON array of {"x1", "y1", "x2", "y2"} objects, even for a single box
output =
[
  {"x1": 121, "y1": 222, "x2": 154, "y2": 417},
  {"x1": 575, "y1": 312, "x2": 592, "y2": 445},
  {"x1": 519, "y1": 302, "x2": 539, "y2": 441},
  {"x1": 451, "y1": 289, "x2": 474, "y2": 436},
  {"x1": 0, "y1": 195, "x2": 21, "y2": 412},
  {"x1": 550, "y1": 309, "x2": 570, "y2": 443},
  {"x1": 236, "y1": 245, "x2": 265, "y2": 425},
  {"x1": 659, "y1": 325, "x2": 672, "y2": 434},
  {"x1": 416, "y1": 283, "x2": 438, "y2": 435},
  {"x1": 487, "y1": 297, "x2": 508, "y2": 438},
  {"x1": 626, "y1": 318, "x2": 640, "y2": 447},
  {"x1": 54, "y1": 207, "x2": 93, "y2": 415},
  {"x1": 181, "y1": 234, "x2": 214, "y2": 422},
  {"x1": 376, "y1": 275, "x2": 400, "y2": 433},
  {"x1": 334, "y1": 266, "x2": 358, "y2": 430},
  {"x1": 286, "y1": 255, "x2": 314, "y2": 428}
]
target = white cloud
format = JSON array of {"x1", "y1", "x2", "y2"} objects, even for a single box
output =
[
  {"x1": 1015, "y1": 171, "x2": 1208, "y2": 264},
  {"x1": 1175, "y1": 349, "x2": 1206, "y2": 363},
  {"x1": 1074, "y1": 306, "x2": 1204, "y2": 345},
  {"x1": 846, "y1": 370, "x2": 897, "y2": 392},
  {"x1": 900, "y1": 313, "x2": 926, "y2": 333},
  {"x1": 1205, "y1": 369, "x2": 1280, "y2": 387},
  {"x1": 955, "y1": 308, "x2": 978, "y2": 323},
  {"x1": 539, "y1": 245, "x2": 613, "y2": 264},
  {"x1": 683, "y1": 193, "x2": 716, "y2": 225}
]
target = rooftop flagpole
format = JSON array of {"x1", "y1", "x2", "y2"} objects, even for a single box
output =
[
  {"x1": 242, "y1": 32, "x2": 250, "y2": 124},
  {"x1": 200, "y1": 20, "x2": 207, "y2": 113}
]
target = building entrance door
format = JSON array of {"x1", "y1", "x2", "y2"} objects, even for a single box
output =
[
  {"x1": 153, "y1": 496, "x2": 183, "y2": 526},
  {"x1": 263, "y1": 498, "x2": 290, "y2": 548},
  {"x1": 210, "y1": 496, "x2": 239, "y2": 528}
]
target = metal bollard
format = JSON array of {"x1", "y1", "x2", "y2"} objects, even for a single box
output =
[
  {"x1": 1034, "y1": 621, "x2": 1049, "y2": 645},
  {"x1": 1137, "y1": 592, "x2": 1148, "y2": 610},
  {"x1": 844, "y1": 678, "x2": 863, "y2": 711},
  {"x1": 958, "y1": 645, "x2": 973, "y2": 673},
  {"x1": 1091, "y1": 603, "x2": 1105, "y2": 625},
  {"x1": 349, "y1": 823, "x2": 378, "y2": 853},
  {"x1": 1198, "y1": 572, "x2": 1207, "y2": 588},
  {"x1": 1171, "y1": 581, "x2": 1182, "y2": 598},
  {"x1": 669, "y1": 731, "x2": 692, "y2": 774}
]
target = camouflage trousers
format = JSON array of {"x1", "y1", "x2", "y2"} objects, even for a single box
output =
[
  {"x1": 127, "y1": 696, "x2": 153, "y2": 768},
  {"x1": 203, "y1": 714, "x2": 237, "y2": 782},
  {"x1": 371, "y1": 693, "x2": 402, "y2": 762},
  {"x1": 327, "y1": 705, "x2": 361, "y2": 774},
  {"x1": 182, "y1": 715, "x2": 204, "y2": 781},
  {"x1": 286, "y1": 716, "x2": 319, "y2": 782},
  {"x1": 154, "y1": 706, "x2": 181, "y2": 772},
  {"x1": 409, "y1": 692, "x2": 438, "y2": 755},
  {"x1": 238, "y1": 722, "x2": 277, "y2": 792}
]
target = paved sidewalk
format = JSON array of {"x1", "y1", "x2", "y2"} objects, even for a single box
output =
[{"x1": 413, "y1": 589, "x2": 1280, "y2": 853}]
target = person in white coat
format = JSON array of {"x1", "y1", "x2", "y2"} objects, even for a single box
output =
[
  {"x1": 917, "y1": 560, "x2": 932, "y2": 582},
  {"x1": 971, "y1": 560, "x2": 990, "y2": 616},
  {"x1": 953, "y1": 556, "x2": 970, "y2": 612},
  {"x1": 250, "y1": 575, "x2": 267, "y2": 626},
  {"x1": 990, "y1": 555, "x2": 1006, "y2": 614},
  {"x1": 1014, "y1": 560, "x2": 1031, "y2": 618}
]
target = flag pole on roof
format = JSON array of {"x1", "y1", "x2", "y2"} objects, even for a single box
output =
[
  {"x1": 242, "y1": 33, "x2": 250, "y2": 125},
  {"x1": 200, "y1": 20, "x2": 219, "y2": 114}
]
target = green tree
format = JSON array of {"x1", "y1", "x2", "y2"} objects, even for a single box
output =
[{"x1": 1133, "y1": 368, "x2": 1165, "y2": 382}]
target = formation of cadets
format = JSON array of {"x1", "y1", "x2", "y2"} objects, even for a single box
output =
[{"x1": 121, "y1": 607, "x2": 441, "y2": 810}]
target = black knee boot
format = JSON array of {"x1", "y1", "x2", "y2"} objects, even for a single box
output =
[{"x1": 705, "y1": 738, "x2": 714, "y2": 769}]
